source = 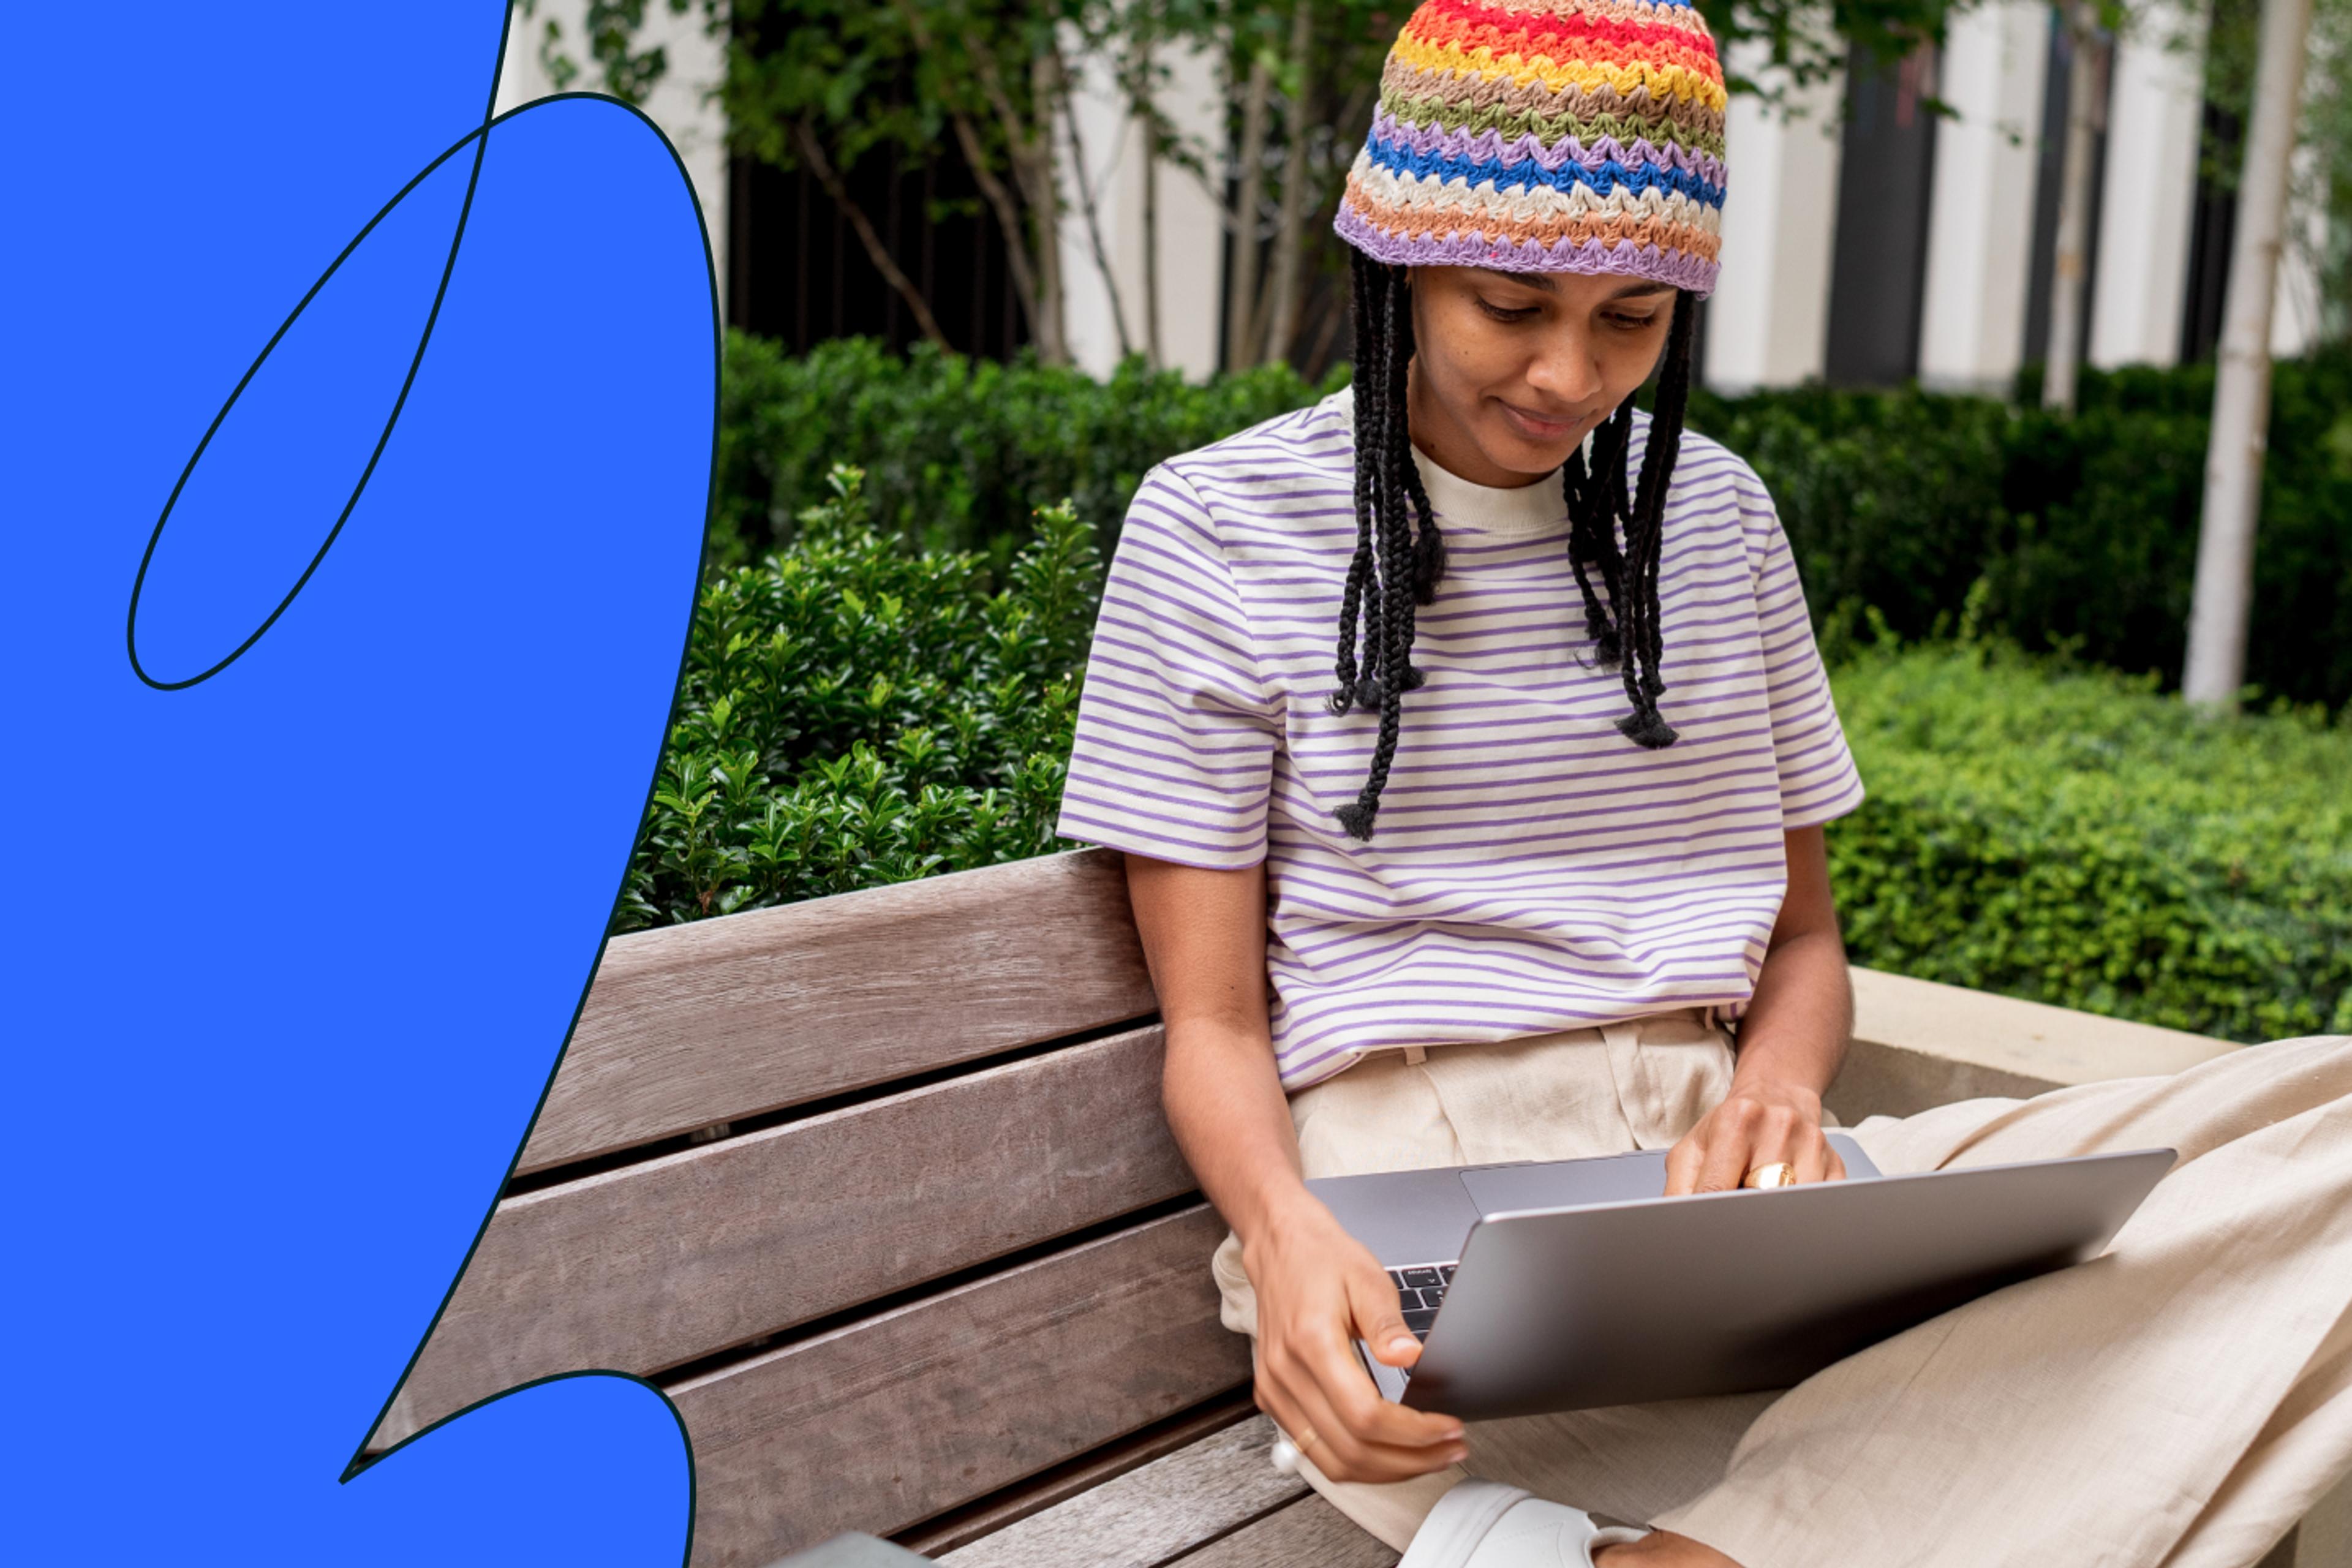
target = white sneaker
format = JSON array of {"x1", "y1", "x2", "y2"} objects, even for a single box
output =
[{"x1": 1397, "y1": 1479, "x2": 1651, "y2": 1568}]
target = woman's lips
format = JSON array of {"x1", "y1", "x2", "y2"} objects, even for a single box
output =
[{"x1": 1498, "y1": 400, "x2": 1579, "y2": 442}]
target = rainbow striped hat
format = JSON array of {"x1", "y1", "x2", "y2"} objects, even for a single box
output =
[{"x1": 1334, "y1": 0, "x2": 1728, "y2": 296}]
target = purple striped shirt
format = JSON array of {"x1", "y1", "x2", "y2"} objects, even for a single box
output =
[{"x1": 1057, "y1": 386, "x2": 1866, "y2": 1091}]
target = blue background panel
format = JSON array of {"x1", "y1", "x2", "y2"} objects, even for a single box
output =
[{"x1": 3, "y1": 4, "x2": 714, "y2": 1562}]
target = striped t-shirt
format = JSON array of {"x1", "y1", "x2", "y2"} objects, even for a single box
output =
[{"x1": 1056, "y1": 385, "x2": 1865, "y2": 1091}]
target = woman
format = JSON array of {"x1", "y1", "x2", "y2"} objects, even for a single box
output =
[{"x1": 1054, "y1": 3, "x2": 2352, "y2": 1564}]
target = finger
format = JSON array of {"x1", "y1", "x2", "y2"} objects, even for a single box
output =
[
  {"x1": 1345, "y1": 1261, "x2": 1423, "y2": 1370},
  {"x1": 1257, "y1": 1359, "x2": 1433, "y2": 1485},
  {"x1": 1303, "y1": 1321, "x2": 1465, "y2": 1450},
  {"x1": 1663, "y1": 1125, "x2": 1707, "y2": 1197},
  {"x1": 1268, "y1": 1335, "x2": 1465, "y2": 1483},
  {"x1": 1738, "y1": 1098, "x2": 1806, "y2": 1188},
  {"x1": 1692, "y1": 1098, "x2": 1762, "y2": 1193},
  {"x1": 1792, "y1": 1124, "x2": 1832, "y2": 1185},
  {"x1": 1826, "y1": 1142, "x2": 1849, "y2": 1182},
  {"x1": 1252, "y1": 1344, "x2": 1324, "y2": 1463}
]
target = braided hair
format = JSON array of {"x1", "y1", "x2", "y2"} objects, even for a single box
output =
[{"x1": 1327, "y1": 252, "x2": 1702, "y2": 843}]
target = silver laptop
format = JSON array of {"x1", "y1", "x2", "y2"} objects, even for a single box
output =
[{"x1": 1308, "y1": 1134, "x2": 2174, "y2": 1421}]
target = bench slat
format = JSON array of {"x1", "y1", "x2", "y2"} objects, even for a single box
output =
[
  {"x1": 897, "y1": 1392, "x2": 1256, "y2": 1556},
  {"x1": 671, "y1": 1206, "x2": 1250, "y2": 1568},
  {"x1": 936, "y1": 1416, "x2": 1305, "y2": 1568},
  {"x1": 1170, "y1": 1495, "x2": 1398, "y2": 1567},
  {"x1": 383, "y1": 1026, "x2": 1189, "y2": 1447},
  {"x1": 519, "y1": 848, "x2": 1153, "y2": 1174}
]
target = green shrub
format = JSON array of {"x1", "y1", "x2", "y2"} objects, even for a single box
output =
[
  {"x1": 1829, "y1": 641, "x2": 2352, "y2": 1042},
  {"x1": 715, "y1": 335, "x2": 2352, "y2": 707},
  {"x1": 1686, "y1": 357, "x2": 2352, "y2": 709},
  {"x1": 713, "y1": 331, "x2": 1344, "y2": 569},
  {"x1": 1681, "y1": 384, "x2": 2013, "y2": 649},
  {"x1": 617, "y1": 466, "x2": 1101, "y2": 930},
  {"x1": 641, "y1": 413, "x2": 2352, "y2": 1049}
]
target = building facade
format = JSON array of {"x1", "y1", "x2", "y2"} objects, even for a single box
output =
[{"x1": 502, "y1": 1, "x2": 2325, "y2": 389}]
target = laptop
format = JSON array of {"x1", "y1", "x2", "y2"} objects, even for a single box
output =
[{"x1": 1307, "y1": 1133, "x2": 2174, "y2": 1422}]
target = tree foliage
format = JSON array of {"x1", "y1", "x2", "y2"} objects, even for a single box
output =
[{"x1": 554, "y1": 0, "x2": 1985, "y2": 371}]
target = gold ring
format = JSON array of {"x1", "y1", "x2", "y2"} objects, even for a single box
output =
[
  {"x1": 1294, "y1": 1425, "x2": 1322, "y2": 1453},
  {"x1": 1742, "y1": 1161, "x2": 1796, "y2": 1189}
]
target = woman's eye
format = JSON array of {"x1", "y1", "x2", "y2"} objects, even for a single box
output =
[
  {"x1": 1605, "y1": 313, "x2": 1659, "y2": 333},
  {"x1": 1476, "y1": 298, "x2": 1539, "y2": 322}
]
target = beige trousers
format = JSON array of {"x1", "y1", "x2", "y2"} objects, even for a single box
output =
[{"x1": 1210, "y1": 1012, "x2": 2352, "y2": 1568}]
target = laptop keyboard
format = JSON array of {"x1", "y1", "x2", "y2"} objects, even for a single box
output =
[{"x1": 1387, "y1": 1262, "x2": 1460, "y2": 1340}]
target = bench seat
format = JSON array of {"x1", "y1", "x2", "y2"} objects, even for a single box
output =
[{"x1": 380, "y1": 848, "x2": 2343, "y2": 1567}]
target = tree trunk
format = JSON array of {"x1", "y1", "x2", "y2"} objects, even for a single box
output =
[
  {"x1": 1028, "y1": 52, "x2": 1069, "y2": 365},
  {"x1": 1139, "y1": 39, "x2": 1163, "y2": 369},
  {"x1": 1224, "y1": 51, "x2": 1273, "y2": 370},
  {"x1": 932, "y1": 11, "x2": 1071, "y2": 365},
  {"x1": 2041, "y1": 0, "x2": 2107, "y2": 414},
  {"x1": 2182, "y1": 0, "x2": 2316, "y2": 710},
  {"x1": 953, "y1": 108, "x2": 1061, "y2": 362},
  {"x1": 1057, "y1": 41, "x2": 1137, "y2": 361},
  {"x1": 792, "y1": 121, "x2": 954, "y2": 352},
  {"x1": 1261, "y1": 0, "x2": 1319, "y2": 368}
]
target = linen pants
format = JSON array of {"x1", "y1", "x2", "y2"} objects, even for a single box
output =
[{"x1": 1208, "y1": 1012, "x2": 2352, "y2": 1568}]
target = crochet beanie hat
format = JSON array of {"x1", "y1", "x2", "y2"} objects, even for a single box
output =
[{"x1": 1333, "y1": 0, "x2": 1727, "y2": 297}]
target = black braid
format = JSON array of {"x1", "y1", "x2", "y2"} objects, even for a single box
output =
[
  {"x1": 1329, "y1": 254, "x2": 1381, "y2": 716},
  {"x1": 1393, "y1": 281, "x2": 1447, "y2": 605},
  {"x1": 1565, "y1": 402, "x2": 1634, "y2": 669},
  {"x1": 1335, "y1": 254, "x2": 1433, "y2": 839},
  {"x1": 1329, "y1": 262, "x2": 1699, "y2": 842},
  {"x1": 1611, "y1": 290, "x2": 1699, "y2": 747}
]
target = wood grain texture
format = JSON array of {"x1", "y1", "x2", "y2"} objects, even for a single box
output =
[
  {"x1": 382, "y1": 1027, "x2": 1191, "y2": 1447},
  {"x1": 935, "y1": 1416, "x2": 1305, "y2": 1568},
  {"x1": 899, "y1": 1393, "x2": 1257, "y2": 1557},
  {"x1": 519, "y1": 848, "x2": 1154, "y2": 1174},
  {"x1": 671, "y1": 1206, "x2": 1251, "y2": 1568},
  {"x1": 1167, "y1": 1496, "x2": 1399, "y2": 1568}
]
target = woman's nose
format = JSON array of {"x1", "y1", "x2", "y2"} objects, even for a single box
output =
[{"x1": 1525, "y1": 337, "x2": 1604, "y2": 406}]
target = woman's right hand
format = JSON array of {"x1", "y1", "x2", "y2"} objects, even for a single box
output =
[
  {"x1": 1121, "y1": 855, "x2": 1468, "y2": 1483},
  {"x1": 1241, "y1": 1193, "x2": 1471, "y2": 1483}
]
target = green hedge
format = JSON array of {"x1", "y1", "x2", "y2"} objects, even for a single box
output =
[
  {"x1": 1831, "y1": 641, "x2": 2352, "y2": 1043},
  {"x1": 714, "y1": 333, "x2": 1342, "y2": 570},
  {"x1": 1687, "y1": 366, "x2": 2352, "y2": 714},
  {"x1": 630, "y1": 475, "x2": 2350, "y2": 1044},
  {"x1": 714, "y1": 333, "x2": 2352, "y2": 709},
  {"x1": 616, "y1": 467, "x2": 1092, "y2": 929}
]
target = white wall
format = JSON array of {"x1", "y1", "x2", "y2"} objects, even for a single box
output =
[
  {"x1": 1703, "y1": 42, "x2": 1845, "y2": 391},
  {"x1": 1918, "y1": 0, "x2": 2049, "y2": 393},
  {"x1": 2272, "y1": 133, "x2": 2332, "y2": 355},
  {"x1": 1058, "y1": 36, "x2": 1227, "y2": 380},
  {"x1": 2087, "y1": 1, "x2": 2206, "y2": 369},
  {"x1": 494, "y1": 0, "x2": 731, "y2": 308}
]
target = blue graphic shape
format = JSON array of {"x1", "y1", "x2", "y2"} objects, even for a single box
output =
[
  {"x1": 128, "y1": 113, "x2": 486, "y2": 688},
  {"x1": 3, "y1": 3, "x2": 712, "y2": 1562}
]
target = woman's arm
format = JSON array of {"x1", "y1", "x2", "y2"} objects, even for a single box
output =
[
  {"x1": 1663, "y1": 824, "x2": 1853, "y2": 1194},
  {"x1": 1125, "y1": 853, "x2": 1469, "y2": 1482}
]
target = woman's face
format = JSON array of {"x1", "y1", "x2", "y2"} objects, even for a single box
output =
[{"x1": 1406, "y1": 265, "x2": 1680, "y2": 489}]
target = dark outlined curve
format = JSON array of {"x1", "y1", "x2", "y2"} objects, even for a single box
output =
[
  {"x1": 226, "y1": 13, "x2": 725, "y2": 1568},
  {"x1": 130, "y1": 3, "x2": 494, "y2": 692},
  {"x1": 341, "y1": 80, "x2": 722, "y2": 1557}
]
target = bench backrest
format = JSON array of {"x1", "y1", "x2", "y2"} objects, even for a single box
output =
[{"x1": 377, "y1": 848, "x2": 1248, "y2": 1567}]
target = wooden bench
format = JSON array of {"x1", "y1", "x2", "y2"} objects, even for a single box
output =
[{"x1": 377, "y1": 847, "x2": 2346, "y2": 1568}]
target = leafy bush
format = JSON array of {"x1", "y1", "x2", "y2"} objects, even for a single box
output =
[
  {"x1": 617, "y1": 466, "x2": 1101, "y2": 930},
  {"x1": 1681, "y1": 384, "x2": 2014, "y2": 651},
  {"x1": 713, "y1": 331, "x2": 1344, "y2": 568},
  {"x1": 1684, "y1": 356, "x2": 2352, "y2": 709},
  {"x1": 646, "y1": 394, "x2": 2351, "y2": 1047},
  {"x1": 1830, "y1": 639, "x2": 2352, "y2": 1043},
  {"x1": 715, "y1": 334, "x2": 2352, "y2": 707}
]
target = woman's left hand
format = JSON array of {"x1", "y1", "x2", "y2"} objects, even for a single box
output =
[{"x1": 1663, "y1": 1075, "x2": 1846, "y2": 1196}]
